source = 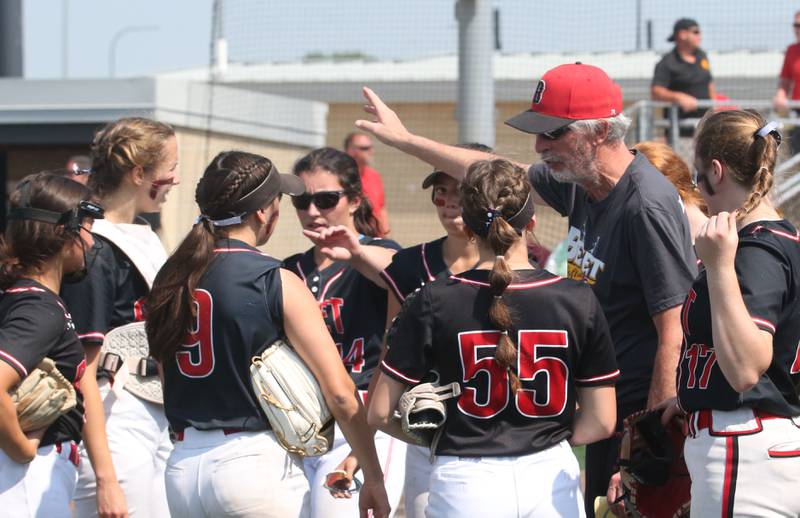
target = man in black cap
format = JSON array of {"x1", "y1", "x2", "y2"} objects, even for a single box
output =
[{"x1": 652, "y1": 18, "x2": 716, "y2": 140}]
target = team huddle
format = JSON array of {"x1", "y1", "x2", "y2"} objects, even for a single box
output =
[{"x1": 0, "y1": 61, "x2": 799, "y2": 518}]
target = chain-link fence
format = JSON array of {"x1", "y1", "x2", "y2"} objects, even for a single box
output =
[{"x1": 190, "y1": 0, "x2": 800, "y2": 257}]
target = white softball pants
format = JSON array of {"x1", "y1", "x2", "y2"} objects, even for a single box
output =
[
  {"x1": 165, "y1": 428, "x2": 309, "y2": 518},
  {"x1": 302, "y1": 423, "x2": 406, "y2": 518},
  {"x1": 426, "y1": 440, "x2": 584, "y2": 518},
  {"x1": 73, "y1": 380, "x2": 171, "y2": 517},
  {"x1": 684, "y1": 407, "x2": 800, "y2": 518},
  {"x1": 0, "y1": 441, "x2": 79, "y2": 517},
  {"x1": 403, "y1": 444, "x2": 432, "y2": 518}
]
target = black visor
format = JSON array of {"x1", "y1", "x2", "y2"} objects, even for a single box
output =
[{"x1": 8, "y1": 199, "x2": 104, "y2": 231}]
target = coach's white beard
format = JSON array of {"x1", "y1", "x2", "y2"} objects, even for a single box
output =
[{"x1": 550, "y1": 140, "x2": 603, "y2": 191}]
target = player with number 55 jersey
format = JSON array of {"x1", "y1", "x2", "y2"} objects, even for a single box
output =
[{"x1": 369, "y1": 159, "x2": 619, "y2": 518}]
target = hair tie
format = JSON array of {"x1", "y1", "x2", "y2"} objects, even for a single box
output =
[
  {"x1": 194, "y1": 213, "x2": 244, "y2": 227},
  {"x1": 484, "y1": 208, "x2": 502, "y2": 229},
  {"x1": 755, "y1": 121, "x2": 782, "y2": 148}
]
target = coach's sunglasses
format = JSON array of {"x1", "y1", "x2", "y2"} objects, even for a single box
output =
[
  {"x1": 291, "y1": 190, "x2": 346, "y2": 210},
  {"x1": 541, "y1": 124, "x2": 572, "y2": 141}
]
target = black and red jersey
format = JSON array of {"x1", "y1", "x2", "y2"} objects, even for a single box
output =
[
  {"x1": 381, "y1": 237, "x2": 448, "y2": 302},
  {"x1": 678, "y1": 220, "x2": 800, "y2": 416},
  {"x1": 382, "y1": 268, "x2": 619, "y2": 457},
  {"x1": 283, "y1": 236, "x2": 401, "y2": 391},
  {"x1": 0, "y1": 279, "x2": 86, "y2": 446},
  {"x1": 163, "y1": 239, "x2": 284, "y2": 433},
  {"x1": 60, "y1": 234, "x2": 149, "y2": 346}
]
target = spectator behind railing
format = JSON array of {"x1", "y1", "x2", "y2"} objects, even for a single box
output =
[{"x1": 651, "y1": 18, "x2": 716, "y2": 158}]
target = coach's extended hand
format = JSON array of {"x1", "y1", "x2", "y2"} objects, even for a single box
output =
[{"x1": 355, "y1": 87, "x2": 412, "y2": 149}]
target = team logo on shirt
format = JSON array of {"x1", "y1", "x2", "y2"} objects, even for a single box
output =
[
  {"x1": 319, "y1": 297, "x2": 345, "y2": 335},
  {"x1": 700, "y1": 58, "x2": 709, "y2": 71},
  {"x1": 565, "y1": 226, "x2": 605, "y2": 285}
]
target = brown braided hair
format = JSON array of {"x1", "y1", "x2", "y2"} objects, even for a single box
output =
[
  {"x1": 695, "y1": 109, "x2": 778, "y2": 217},
  {"x1": 147, "y1": 151, "x2": 274, "y2": 364},
  {"x1": 0, "y1": 173, "x2": 92, "y2": 290},
  {"x1": 460, "y1": 159, "x2": 533, "y2": 393},
  {"x1": 90, "y1": 117, "x2": 175, "y2": 198}
]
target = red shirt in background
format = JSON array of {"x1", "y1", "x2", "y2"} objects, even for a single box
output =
[
  {"x1": 360, "y1": 165, "x2": 389, "y2": 235},
  {"x1": 780, "y1": 43, "x2": 800, "y2": 99}
]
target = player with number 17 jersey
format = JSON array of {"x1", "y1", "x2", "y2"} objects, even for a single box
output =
[
  {"x1": 678, "y1": 220, "x2": 800, "y2": 417},
  {"x1": 382, "y1": 268, "x2": 620, "y2": 457}
]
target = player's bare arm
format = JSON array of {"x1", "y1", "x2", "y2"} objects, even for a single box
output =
[
  {"x1": 774, "y1": 78, "x2": 792, "y2": 111},
  {"x1": 569, "y1": 385, "x2": 616, "y2": 446},
  {"x1": 697, "y1": 212, "x2": 773, "y2": 392},
  {"x1": 80, "y1": 344, "x2": 129, "y2": 518},
  {"x1": 356, "y1": 87, "x2": 531, "y2": 181},
  {"x1": 366, "y1": 371, "x2": 415, "y2": 443},
  {"x1": 302, "y1": 225, "x2": 396, "y2": 288},
  {"x1": 280, "y1": 269, "x2": 391, "y2": 518},
  {"x1": 651, "y1": 85, "x2": 698, "y2": 113},
  {"x1": 647, "y1": 305, "x2": 684, "y2": 408},
  {"x1": 330, "y1": 292, "x2": 403, "y2": 492},
  {"x1": 0, "y1": 362, "x2": 39, "y2": 464}
]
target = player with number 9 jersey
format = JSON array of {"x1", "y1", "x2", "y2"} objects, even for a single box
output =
[
  {"x1": 147, "y1": 151, "x2": 390, "y2": 518},
  {"x1": 370, "y1": 159, "x2": 619, "y2": 518}
]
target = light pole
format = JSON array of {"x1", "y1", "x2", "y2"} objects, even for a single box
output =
[{"x1": 108, "y1": 25, "x2": 158, "y2": 78}]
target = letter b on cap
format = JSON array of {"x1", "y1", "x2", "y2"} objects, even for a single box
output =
[{"x1": 533, "y1": 80, "x2": 546, "y2": 104}]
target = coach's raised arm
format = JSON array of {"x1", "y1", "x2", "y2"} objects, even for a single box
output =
[{"x1": 358, "y1": 62, "x2": 697, "y2": 518}]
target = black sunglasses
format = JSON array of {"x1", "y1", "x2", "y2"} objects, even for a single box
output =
[
  {"x1": 291, "y1": 190, "x2": 346, "y2": 210},
  {"x1": 541, "y1": 124, "x2": 572, "y2": 140}
]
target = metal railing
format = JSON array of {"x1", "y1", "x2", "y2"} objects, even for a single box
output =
[{"x1": 623, "y1": 99, "x2": 800, "y2": 206}]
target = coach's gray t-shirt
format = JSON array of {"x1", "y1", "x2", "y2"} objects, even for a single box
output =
[{"x1": 529, "y1": 151, "x2": 696, "y2": 405}]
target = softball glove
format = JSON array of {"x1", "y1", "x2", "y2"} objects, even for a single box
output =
[
  {"x1": 11, "y1": 358, "x2": 77, "y2": 432},
  {"x1": 250, "y1": 338, "x2": 334, "y2": 457},
  {"x1": 618, "y1": 409, "x2": 691, "y2": 518},
  {"x1": 394, "y1": 380, "x2": 461, "y2": 447}
]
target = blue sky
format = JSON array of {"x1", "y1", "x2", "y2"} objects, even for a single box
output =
[{"x1": 23, "y1": 0, "x2": 800, "y2": 79}]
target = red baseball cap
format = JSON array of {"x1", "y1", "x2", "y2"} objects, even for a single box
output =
[{"x1": 505, "y1": 63, "x2": 623, "y2": 134}]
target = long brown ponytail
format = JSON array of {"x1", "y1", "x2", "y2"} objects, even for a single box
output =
[
  {"x1": 146, "y1": 151, "x2": 273, "y2": 364},
  {"x1": 460, "y1": 159, "x2": 533, "y2": 393}
]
